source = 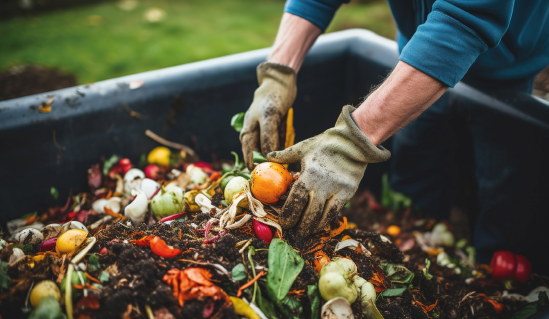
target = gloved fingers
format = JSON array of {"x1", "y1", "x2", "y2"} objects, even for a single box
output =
[
  {"x1": 259, "y1": 109, "x2": 280, "y2": 156},
  {"x1": 266, "y1": 141, "x2": 306, "y2": 165},
  {"x1": 296, "y1": 190, "x2": 327, "y2": 237},
  {"x1": 313, "y1": 194, "x2": 346, "y2": 234},
  {"x1": 278, "y1": 180, "x2": 309, "y2": 229},
  {"x1": 240, "y1": 123, "x2": 260, "y2": 171}
]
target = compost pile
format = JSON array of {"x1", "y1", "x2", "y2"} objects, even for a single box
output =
[{"x1": 1, "y1": 146, "x2": 548, "y2": 319}]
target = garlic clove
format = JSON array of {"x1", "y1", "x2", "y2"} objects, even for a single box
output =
[
  {"x1": 61, "y1": 221, "x2": 88, "y2": 235},
  {"x1": 141, "y1": 178, "x2": 160, "y2": 199},
  {"x1": 92, "y1": 197, "x2": 121, "y2": 214},
  {"x1": 321, "y1": 297, "x2": 355, "y2": 319},
  {"x1": 14, "y1": 228, "x2": 43, "y2": 245},
  {"x1": 42, "y1": 224, "x2": 62, "y2": 240},
  {"x1": 9, "y1": 248, "x2": 26, "y2": 266},
  {"x1": 125, "y1": 191, "x2": 149, "y2": 226}
]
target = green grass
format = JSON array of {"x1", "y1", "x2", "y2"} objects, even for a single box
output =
[{"x1": 0, "y1": 0, "x2": 395, "y2": 84}]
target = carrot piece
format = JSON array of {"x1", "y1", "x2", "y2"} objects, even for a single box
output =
[
  {"x1": 330, "y1": 217, "x2": 347, "y2": 237},
  {"x1": 237, "y1": 270, "x2": 266, "y2": 297}
]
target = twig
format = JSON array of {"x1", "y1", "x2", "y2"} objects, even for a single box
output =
[
  {"x1": 125, "y1": 105, "x2": 146, "y2": 119},
  {"x1": 145, "y1": 129, "x2": 197, "y2": 160}
]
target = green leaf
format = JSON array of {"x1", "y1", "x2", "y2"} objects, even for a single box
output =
[
  {"x1": 88, "y1": 254, "x2": 101, "y2": 272},
  {"x1": 512, "y1": 303, "x2": 538, "y2": 319},
  {"x1": 381, "y1": 287, "x2": 407, "y2": 297},
  {"x1": 344, "y1": 201, "x2": 351, "y2": 208},
  {"x1": 102, "y1": 155, "x2": 119, "y2": 175},
  {"x1": 267, "y1": 238, "x2": 304, "y2": 301},
  {"x1": 29, "y1": 295, "x2": 67, "y2": 319},
  {"x1": 23, "y1": 244, "x2": 33, "y2": 252},
  {"x1": 380, "y1": 262, "x2": 413, "y2": 283},
  {"x1": 277, "y1": 295, "x2": 304, "y2": 319},
  {"x1": 231, "y1": 112, "x2": 245, "y2": 133},
  {"x1": 257, "y1": 289, "x2": 279, "y2": 319},
  {"x1": 423, "y1": 258, "x2": 433, "y2": 280},
  {"x1": 252, "y1": 151, "x2": 268, "y2": 164},
  {"x1": 307, "y1": 284, "x2": 321, "y2": 319},
  {"x1": 231, "y1": 263, "x2": 247, "y2": 281},
  {"x1": 50, "y1": 187, "x2": 59, "y2": 200},
  {"x1": 99, "y1": 271, "x2": 110, "y2": 284},
  {"x1": 0, "y1": 261, "x2": 10, "y2": 292}
]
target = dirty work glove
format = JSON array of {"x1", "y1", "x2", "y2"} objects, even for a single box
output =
[
  {"x1": 240, "y1": 62, "x2": 297, "y2": 170},
  {"x1": 267, "y1": 105, "x2": 391, "y2": 237}
]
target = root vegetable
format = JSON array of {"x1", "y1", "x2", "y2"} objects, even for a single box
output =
[
  {"x1": 252, "y1": 218, "x2": 273, "y2": 244},
  {"x1": 319, "y1": 258, "x2": 360, "y2": 304},
  {"x1": 151, "y1": 184, "x2": 185, "y2": 219},
  {"x1": 358, "y1": 282, "x2": 384, "y2": 319},
  {"x1": 250, "y1": 162, "x2": 292, "y2": 204}
]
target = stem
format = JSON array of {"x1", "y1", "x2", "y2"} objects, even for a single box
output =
[
  {"x1": 231, "y1": 152, "x2": 240, "y2": 166},
  {"x1": 248, "y1": 247, "x2": 257, "y2": 304},
  {"x1": 66, "y1": 264, "x2": 74, "y2": 319}
]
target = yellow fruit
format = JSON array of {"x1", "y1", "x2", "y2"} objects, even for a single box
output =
[
  {"x1": 56, "y1": 229, "x2": 88, "y2": 253},
  {"x1": 147, "y1": 146, "x2": 171, "y2": 167},
  {"x1": 30, "y1": 280, "x2": 60, "y2": 308}
]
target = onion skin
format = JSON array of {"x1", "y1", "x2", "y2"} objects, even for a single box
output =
[
  {"x1": 40, "y1": 237, "x2": 58, "y2": 251},
  {"x1": 252, "y1": 218, "x2": 273, "y2": 244},
  {"x1": 250, "y1": 162, "x2": 293, "y2": 204}
]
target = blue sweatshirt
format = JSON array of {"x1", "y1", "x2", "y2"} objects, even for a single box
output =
[{"x1": 284, "y1": 0, "x2": 549, "y2": 92}]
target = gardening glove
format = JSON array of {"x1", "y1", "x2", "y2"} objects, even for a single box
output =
[
  {"x1": 240, "y1": 62, "x2": 297, "y2": 170},
  {"x1": 267, "y1": 105, "x2": 391, "y2": 237}
]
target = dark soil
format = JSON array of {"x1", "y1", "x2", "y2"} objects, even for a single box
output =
[{"x1": 0, "y1": 65, "x2": 77, "y2": 101}]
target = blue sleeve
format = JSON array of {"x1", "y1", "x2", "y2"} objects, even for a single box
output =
[
  {"x1": 400, "y1": 0, "x2": 515, "y2": 87},
  {"x1": 284, "y1": 0, "x2": 350, "y2": 31}
]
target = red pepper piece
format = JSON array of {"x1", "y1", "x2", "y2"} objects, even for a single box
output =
[
  {"x1": 150, "y1": 236, "x2": 181, "y2": 258},
  {"x1": 491, "y1": 250, "x2": 532, "y2": 285},
  {"x1": 131, "y1": 235, "x2": 156, "y2": 246}
]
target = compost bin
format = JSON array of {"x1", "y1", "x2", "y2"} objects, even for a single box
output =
[{"x1": 1, "y1": 29, "x2": 549, "y2": 319}]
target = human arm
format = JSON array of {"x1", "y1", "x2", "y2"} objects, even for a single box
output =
[
  {"x1": 352, "y1": 61, "x2": 448, "y2": 145},
  {"x1": 240, "y1": 13, "x2": 322, "y2": 169}
]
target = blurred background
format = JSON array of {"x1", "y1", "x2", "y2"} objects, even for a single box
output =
[
  {"x1": 0, "y1": 0, "x2": 396, "y2": 100},
  {"x1": 0, "y1": 0, "x2": 547, "y2": 101}
]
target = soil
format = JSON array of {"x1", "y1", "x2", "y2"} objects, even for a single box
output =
[{"x1": 0, "y1": 65, "x2": 77, "y2": 101}]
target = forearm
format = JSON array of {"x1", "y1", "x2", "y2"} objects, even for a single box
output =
[
  {"x1": 352, "y1": 61, "x2": 448, "y2": 145},
  {"x1": 268, "y1": 13, "x2": 322, "y2": 72}
]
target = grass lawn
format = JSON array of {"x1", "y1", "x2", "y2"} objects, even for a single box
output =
[{"x1": 0, "y1": 0, "x2": 395, "y2": 84}]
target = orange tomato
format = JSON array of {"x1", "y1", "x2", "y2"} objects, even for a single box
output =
[
  {"x1": 387, "y1": 225, "x2": 401, "y2": 236},
  {"x1": 250, "y1": 162, "x2": 293, "y2": 204}
]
